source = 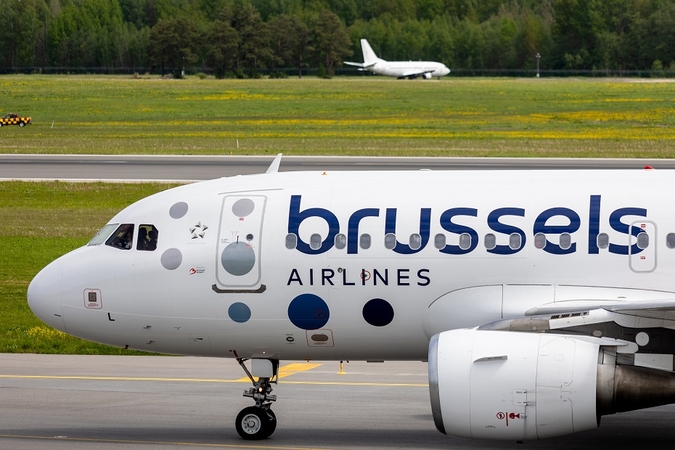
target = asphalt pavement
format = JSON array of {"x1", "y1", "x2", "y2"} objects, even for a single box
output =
[{"x1": 1, "y1": 354, "x2": 674, "y2": 450}]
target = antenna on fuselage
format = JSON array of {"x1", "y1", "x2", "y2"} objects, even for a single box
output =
[{"x1": 266, "y1": 153, "x2": 283, "y2": 174}]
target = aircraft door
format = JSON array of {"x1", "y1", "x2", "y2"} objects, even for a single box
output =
[
  {"x1": 215, "y1": 195, "x2": 267, "y2": 291},
  {"x1": 629, "y1": 221, "x2": 656, "y2": 273}
]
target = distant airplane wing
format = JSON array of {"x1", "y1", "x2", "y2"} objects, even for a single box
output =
[
  {"x1": 344, "y1": 61, "x2": 376, "y2": 70},
  {"x1": 400, "y1": 69, "x2": 436, "y2": 78}
]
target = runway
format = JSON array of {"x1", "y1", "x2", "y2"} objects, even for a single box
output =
[
  {"x1": 1, "y1": 354, "x2": 674, "y2": 449},
  {"x1": 2, "y1": 155, "x2": 675, "y2": 182}
]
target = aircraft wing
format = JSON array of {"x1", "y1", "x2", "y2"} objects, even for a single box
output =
[
  {"x1": 524, "y1": 298, "x2": 675, "y2": 318},
  {"x1": 400, "y1": 69, "x2": 436, "y2": 78},
  {"x1": 344, "y1": 61, "x2": 376, "y2": 69},
  {"x1": 476, "y1": 297, "x2": 675, "y2": 365}
]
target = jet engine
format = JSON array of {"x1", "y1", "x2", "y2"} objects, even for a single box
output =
[
  {"x1": 423, "y1": 73, "x2": 432, "y2": 79},
  {"x1": 428, "y1": 328, "x2": 675, "y2": 440}
]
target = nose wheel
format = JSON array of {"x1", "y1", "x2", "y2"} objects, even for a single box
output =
[
  {"x1": 235, "y1": 357, "x2": 279, "y2": 440},
  {"x1": 236, "y1": 406, "x2": 277, "y2": 439}
]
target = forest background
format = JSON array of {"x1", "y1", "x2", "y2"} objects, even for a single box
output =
[{"x1": 1, "y1": 0, "x2": 675, "y2": 78}]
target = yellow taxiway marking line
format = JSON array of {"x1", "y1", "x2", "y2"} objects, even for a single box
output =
[
  {"x1": 235, "y1": 362, "x2": 323, "y2": 382},
  {"x1": 0, "y1": 374, "x2": 248, "y2": 383},
  {"x1": 0, "y1": 434, "x2": 326, "y2": 449},
  {"x1": 278, "y1": 380, "x2": 428, "y2": 387},
  {"x1": 0, "y1": 373, "x2": 428, "y2": 387}
]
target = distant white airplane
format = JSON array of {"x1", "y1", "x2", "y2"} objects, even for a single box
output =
[
  {"x1": 28, "y1": 155, "x2": 675, "y2": 441},
  {"x1": 345, "y1": 39, "x2": 450, "y2": 79}
]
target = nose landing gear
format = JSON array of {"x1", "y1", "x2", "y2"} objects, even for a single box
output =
[
  {"x1": 235, "y1": 357, "x2": 279, "y2": 440},
  {"x1": 236, "y1": 406, "x2": 277, "y2": 439}
]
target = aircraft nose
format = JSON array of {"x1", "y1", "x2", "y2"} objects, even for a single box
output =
[{"x1": 27, "y1": 259, "x2": 66, "y2": 333}]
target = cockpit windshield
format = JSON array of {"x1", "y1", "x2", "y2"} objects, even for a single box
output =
[
  {"x1": 89, "y1": 223, "x2": 159, "y2": 251},
  {"x1": 105, "y1": 224, "x2": 135, "y2": 250},
  {"x1": 87, "y1": 223, "x2": 119, "y2": 246}
]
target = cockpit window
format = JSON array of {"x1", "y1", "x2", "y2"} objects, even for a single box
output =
[
  {"x1": 137, "y1": 224, "x2": 159, "y2": 251},
  {"x1": 88, "y1": 223, "x2": 119, "y2": 246},
  {"x1": 105, "y1": 224, "x2": 135, "y2": 250}
]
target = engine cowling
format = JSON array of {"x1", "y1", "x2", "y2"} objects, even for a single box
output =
[
  {"x1": 423, "y1": 73, "x2": 432, "y2": 79},
  {"x1": 429, "y1": 328, "x2": 675, "y2": 440},
  {"x1": 428, "y1": 329, "x2": 600, "y2": 440}
]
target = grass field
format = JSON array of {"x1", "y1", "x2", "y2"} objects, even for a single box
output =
[{"x1": 2, "y1": 75, "x2": 675, "y2": 157}]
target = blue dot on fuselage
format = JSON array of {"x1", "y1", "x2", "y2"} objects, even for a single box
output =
[
  {"x1": 288, "y1": 294, "x2": 330, "y2": 330},
  {"x1": 363, "y1": 298, "x2": 394, "y2": 327},
  {"x1": 228, "y1": 302, "x2": 251, "y2": 323}
]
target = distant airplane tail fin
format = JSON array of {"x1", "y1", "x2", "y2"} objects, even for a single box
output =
[{"x1": 360, "y1": 39, "x2": 380, "y2": 66}]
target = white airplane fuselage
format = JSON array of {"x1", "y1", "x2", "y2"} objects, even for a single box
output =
[
  {"x1": 28, "y1": 169, "x2": 675, "y2": 362},
  {"x1": 369, "y1": 60, "x2": 450, "y2": 78}
]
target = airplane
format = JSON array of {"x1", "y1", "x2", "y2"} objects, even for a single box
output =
[
  {"x1": 344, "y1": 39, "x2": 450, "y2": 79},
  {"x1": 28, "y1": 155, "x2": 675, "y2": 441}
]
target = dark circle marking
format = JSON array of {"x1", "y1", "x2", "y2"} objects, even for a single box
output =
[
  {"x1": 169, "y1": 202, "x2": 188, "y2": 219},
  {"x1": 363, "y1": 298, "x2": 394, "y2": 327},
  {"x1": 228, "y1": 302, "x2": 251, "y2": 323},
  {"x1": 288, "y1": 294, "x2": 330, "y2": 330},
  {"x1": 221, "y1": 242, "x2": 255, "y2": 276}
]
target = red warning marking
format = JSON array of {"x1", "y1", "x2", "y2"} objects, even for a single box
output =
[{"x1": 496, "y1": 411, "x2": 523, "y2": 426}]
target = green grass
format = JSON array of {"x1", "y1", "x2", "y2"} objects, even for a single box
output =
[
  {"x1": 0, "y1": 181, "x2": 178, "y2": 354},
  {"x1": 2, "y1": 75, "x2": 675, "y2": 157}
]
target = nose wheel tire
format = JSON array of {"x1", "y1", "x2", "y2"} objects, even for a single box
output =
[{"x1": 235, "y1": 406, "x2": 276, "y2": 440}]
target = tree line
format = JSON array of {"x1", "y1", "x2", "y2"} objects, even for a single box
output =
[{"x1": 2, "y1": 0, "x2": 675, "y2": 77}]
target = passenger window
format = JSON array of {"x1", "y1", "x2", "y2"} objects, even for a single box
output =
[
  {"x1": 637, "y1": 232, "x2": 649, "y2": 250},
  {"x1": 459, "y1": 233, "x2": 472, "y2": 251},
  {"x1": 484, "y1": 233, "x2": 496, "y2": 250},
  {"x1": 409, "y1": 233, "x2": 422, "y2": 250},
  {"x1": 310, "y1": 233, "x2": 322, "y2": 250},
  {"x1": 597, "y1": 233, "x2": 609, "y2": 249},
  {"x1": 137, "y1": 224, "x2": 159, "y2": 251},
  {"x1": 667, "y1": 233, "x2": 675, "y2": 249},
  {"x1": 534, "y1": 232, "x2": 546, "y2": 249},
  {"x1": 360, "y1": 234, "x2": 371, "y2": 249},
  {"x1": 559, "y1": 232, "x2": 572, "y2": 250},
  {"x1": 88, "y1": 223, "x2": 119, "y2": 246},
  {"x1": 509, "y1": 233, "x2": 521, "y2": 250},
  {"x1": 285, "y1": 233, "x2": 297, "y2": 249},
  {"x1": 335, "y1": 233, "x2": 347, "y2": 250},
  {"x1": 434, "y1": 233, "x2": 446, "y2": 249},
  {"x1": 384, "y1": 233, "x2": 396, "y2": 250},
  {"x1": 105, "y1": 224, "x2": 135, "y2": 250}
]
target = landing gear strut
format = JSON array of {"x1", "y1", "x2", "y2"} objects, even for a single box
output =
[{"x1": 235, "y1": 357, "x2": 278, "y2": 440}]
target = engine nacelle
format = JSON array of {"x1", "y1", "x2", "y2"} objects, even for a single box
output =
[
  {"x1": 429, "y1": 328, "x2": 675, "y2": 440},
  {"x1": 429, "y1": 329, "x2": 601, "y2": 440},
  {"x1": 423, "y1": 73, "x2": 432, "y2": 79}
]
